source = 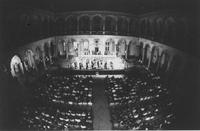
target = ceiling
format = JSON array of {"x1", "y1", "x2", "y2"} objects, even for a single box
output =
[
  {"x1": 0, "y1": 0, "x2": 198, "y2": 15},
  {"x1": 0, "y1": 0, "x2": 199, "y2": 59}
]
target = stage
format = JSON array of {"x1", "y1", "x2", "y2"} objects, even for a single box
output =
[{"x1": 55, "y1": 54, "x2": 128, "y2": 70}]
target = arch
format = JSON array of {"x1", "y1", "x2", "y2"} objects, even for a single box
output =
[
  {"x1": 105, "y1": 16, "x2": 116, "y2": 33},
  {"x1": 127, "y1": 40, "x2": 139, "y2": 58},
  {"x1": 169, "y1": 54, "x2": 182, "y2": 74},
  {"x1": 138, "y1": 42, "x2": 144, "y2": 61},
  {"x1": 35, "y1": 46, "x2": 43, "y2": 61},
  {"x1": 151, "y1": 46, "x2": 160, "y2": 64},
  {"x1": 150, "y1": 46, "x2": 160, "y2": 72},
  {"x1": 66, "y1": 16, "x2": 78, "y2": 33},
  {"x1": 155, "y1": 17, "x2": 164, "y2": 40},
  {"x1": 10, "y1": 55, "x2": 24, "y2": 77},
  {"x1": 50, "y1": 41, "x2": 56, "y2": 57},
  {"x1": 117, "y1": 17, "x2": 128, "y2": 34},
  {"x1": 25, "y1": 49, "x2": 36, "y2": 69},
  {"x1": 56, "y1": 18, "x2": 65, "y2": 35},
  {"x1": 35, "y1": 46, "x2": 44, "y2": 69},
  {"x1": 92, "y1": 15, "x2": 103, "y2": 32},
  {"x1": 57, "y1": 40, "x2": 65, "y2": 56},
  {"x1": 140, "y1": 19, "x2": 146, "y2": 36},
  {"x1": 143, "y1": 44, "x2": 151, "y2": 66},
  {"x1": 146, "y1": 20, "x2": 153, "y2": 37},
  {"x1": 129, "y1": 19, "x2": 136, "y2": 35},
  {"x1": 105, "y1": 38, "x2": 115, "y2": 55},
  {"x1": 158, "y1": 50, "x2": 170, "y2": 75},
  {"x1": 79, "y1": 15, "x2": 90, "y2": 32},
  {"x1": 66, "y1": 38, "x2": 75, "y2": 54},
  {"x1": 116, "y1": 39, "x2": 127, "y2": 56},
  {"x1": 44, "y1": 42, "x2": 50, "y2": 57},
  {"x1": 50, "y1": 19, "x2": 56, "y2": 36},
  {"x1": 164, "y1": 17, "x2": 177, "y2": 42}
]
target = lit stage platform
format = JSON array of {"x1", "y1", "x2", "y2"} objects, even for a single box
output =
[{"x1": 57, "y1": 55, "x2": 127, "y2": 70}]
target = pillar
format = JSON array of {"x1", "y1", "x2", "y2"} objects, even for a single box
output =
[
  {"x1": 90, "y1": 16, "x2": 92, "y2": 35},
  {"x1": 115, "y1": 18, "x2": 118, "y2": 35},
  {"x1": 103, "y1": 17, "x2": 105, "y2": 35}
]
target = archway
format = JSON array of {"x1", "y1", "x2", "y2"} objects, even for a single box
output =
[
  {"x1": 117, "y1": 17, "x2": 128, "y2": 35},
  {"x1": 143, "y1": 44, "x2": 150, "y2": 66},
  {"x1": 35, "y1": 46, "x2": 42, "y2": 61},
  {"x1": 44, "y1": 42, "x2": 49, "y2": 57},
  {"x1": 79, "y1": 15, "x2": 90, "y2": 33},
  {"x1": 169, "y1": 54, "x2": 182, "y2": 76},
  {"x1": 138, "y1": 42, "x2": 143, "y2": 61},
  {"x1": 92, "y1": 15, "x2": 103, "y2": 33},
  {"x1": 44, "y1": 42, "x2": 51, "y2": 65},
  {"x1": 35, "y1": 46, "x2": 44, "y2": 70},
  {"x1": 57, "y1": 40, "x2": 65, "y2": 57},
  {"x1": 129, "y1": 19, "x2": 136, "y2": 35},
  {"x1": 150, "y1": 46, "x2": 160, "y2": 73},
  {"x1": 10, "y1": 55, "x2": 24, "y2": 77},
  {"x1": 56, "y1": 18, "x2": 65, "y2": 35},
  {"x1": 164, "y1": 17, "x2": 177, "y2": 43},
  {"x1": 49, "y1": 41, "x2": 54, "y2": 57},
  {"x1": 25, "y1": 50, "x2": 36, "y2": 70},
  {"x1": 155, "y1": 17, "x2": 163, "y2": 40},
  {"x1": 116, "y1": 39, "x2": 126, "y2": 57},
  {"x1": 127, "y1": 40, "x2": 139, "y2": 59},
  {"x1": 66, "y1": 16, "x2": 78, "y2": 34},
  {"x1": 66, "y1": 38, "x2": 75, "y2": 56},
  {"x1": 105, "y1": 16, "x2": 116, "y2": 33},
  {"x1": 140, "y1": 19, "x2": 146, "y2": 36},
  {"x1": 168, "y1": 54, "x2": 183, "y2": 85},
  {"x1": 158, "y1": 51, "x2": 169, "y2": 76}
]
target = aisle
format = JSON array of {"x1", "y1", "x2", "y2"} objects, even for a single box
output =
[{"x1": 92, "y1": 78, "x2": 112, "y2": 130}]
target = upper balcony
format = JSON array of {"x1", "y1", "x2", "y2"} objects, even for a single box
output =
[{"x1": 53, "y1": 11, "x2": 138, "y2": 36}]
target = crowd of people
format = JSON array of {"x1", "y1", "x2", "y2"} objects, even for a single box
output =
[
  {"x1": 71, "y1": 59, "x2": 114, "y2": 70},
  {"x1": 19, "y1": 106, "x2": 93, "y2": 130},
  {"x1": 16, "y1": 66, "x2": 175, "y2": 130},
  {"x1": 18, "y1": 74, "x2": 94, "y2": 130},
  {"x1": 105, "y1": 73, "x2": 175, "y2": 130}
]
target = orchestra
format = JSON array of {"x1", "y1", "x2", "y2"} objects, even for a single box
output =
[{"x1": 71, "y1": 57, "x2": 122, "y2": 70}]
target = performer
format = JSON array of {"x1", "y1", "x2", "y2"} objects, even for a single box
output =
[
  {"x1": 74, "y1": 62, "x2": 77, "y2": 69},
  {"x1": 79, "y1": 62, "x2": 82, "y2": 70},
  {"x1": 91, "y1": 60, "x2": 94, "y2": 69},
  {"x1": 110, "y1": 61, "x2": 113, "y2": 70},
  {"x1": 104, "y1": 62, "x2": 107, "y2": 69},
  {"x1": 97, "y1": 61, "x2": 100, "y2": 69}
]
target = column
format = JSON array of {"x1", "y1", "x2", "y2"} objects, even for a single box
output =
[
  {"x1": 77, "y1": 17, "x2": 80, "y2": 34},
  {"x1": 90, "y1": 16, "x2": 92, "y2": 35},
  {"x1": 115, "y1": 18, "x2": 118, "y2": 35},
  {"x1": 103, "y1": 17, "x2": 105, "y2": 35}
]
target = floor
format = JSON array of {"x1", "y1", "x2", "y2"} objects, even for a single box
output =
[{"x1": 92, "y1": 78, "x2": 112, "y2": 130}]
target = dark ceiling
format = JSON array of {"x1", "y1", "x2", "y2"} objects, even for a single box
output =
[
  {"x1": 0, "y1": 0, "x2": 199, "y2": 60},
  {"x1": 0, "y1": 0, "x2": 198, "y2": 14}
]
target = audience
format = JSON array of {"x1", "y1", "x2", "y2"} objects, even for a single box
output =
[
  {"x1": 105, "y1": 72, "x2": 175, "y2": 130},
  {"x1": 17, "y1": 67, "x2": 175, "y2": 130},
  {"x1": 18, "y1": 73, "x2": 94, "y2": 130}
]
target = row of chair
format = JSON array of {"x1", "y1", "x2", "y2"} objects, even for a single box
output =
[
  {"x1": 19, "y1": 74, "x2": 94, "y2": 130},
  {"x1": 105, "y1": 73, "x2": 175, "y2": 130}
]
